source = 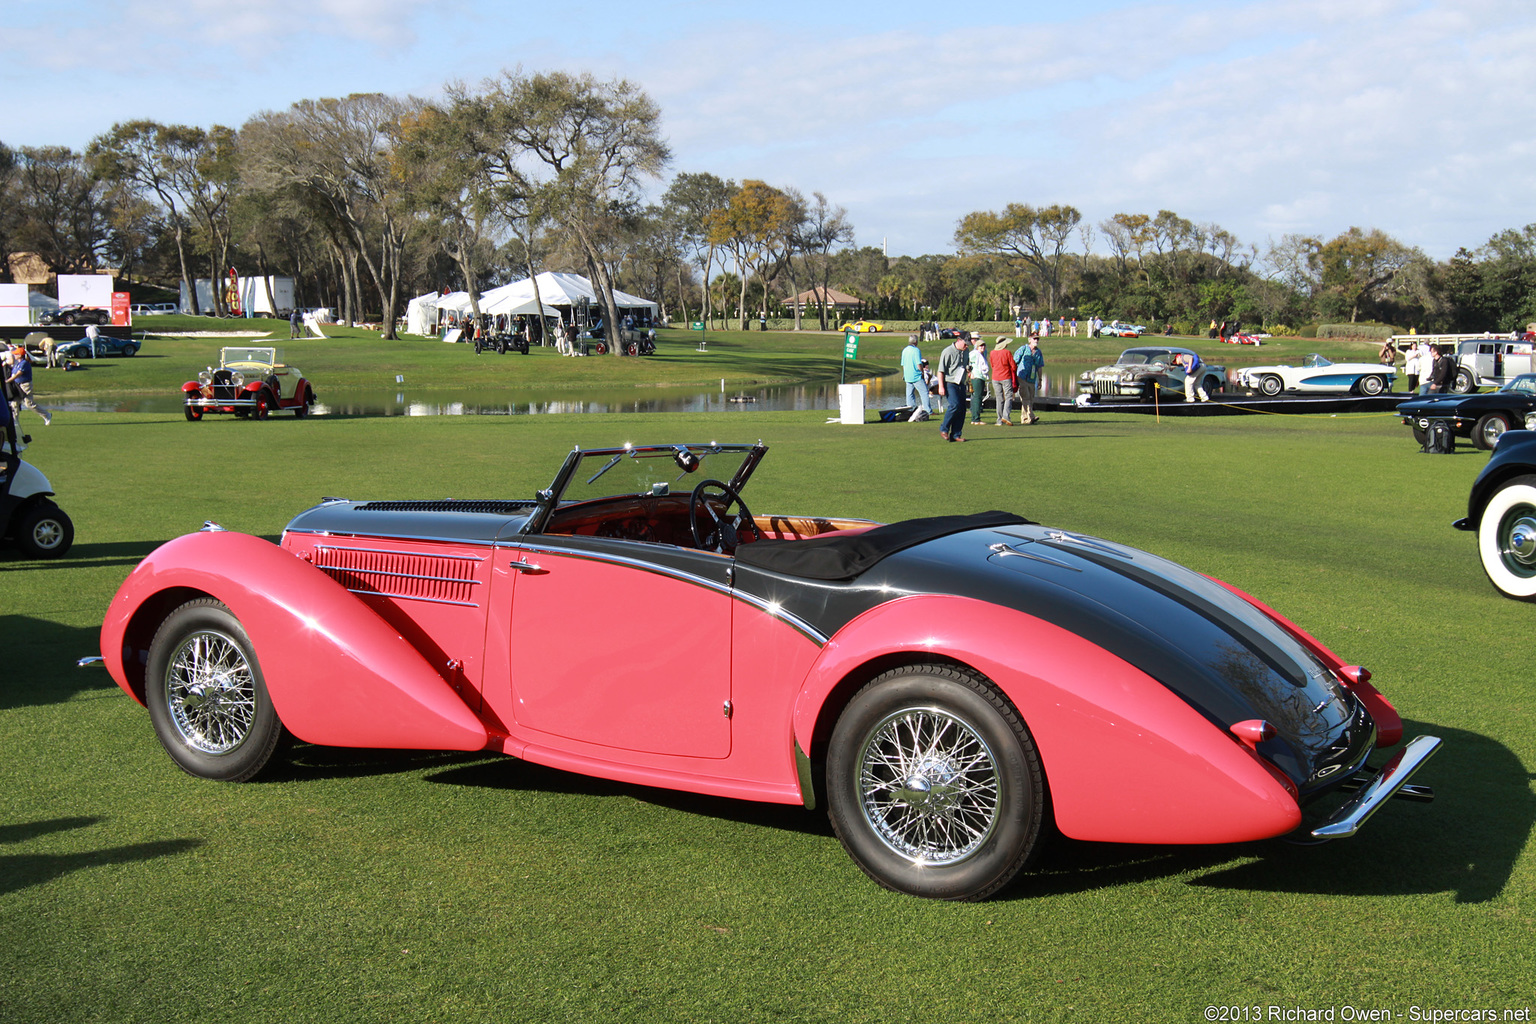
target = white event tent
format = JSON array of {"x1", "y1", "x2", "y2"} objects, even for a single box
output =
[{"x1": 479, "y1": 271, "x2": 658, "y2": 319}]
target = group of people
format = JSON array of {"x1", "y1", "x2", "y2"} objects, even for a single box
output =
[
  {"x1": 902, "y1": 332, "x2": 1045, "y2": 442},
  {"x1": 1383, "y1": 339, "x2": 1459, "y2": 393}
]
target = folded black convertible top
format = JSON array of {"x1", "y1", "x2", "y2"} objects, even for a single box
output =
[{"x1": 735, "y1": 510, "x2": 1032, "y2": 580}]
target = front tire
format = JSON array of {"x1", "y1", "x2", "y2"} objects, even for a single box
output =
[
  {"x1": 1357, "y1": 374, "x2": 1386, "y2": 396},
  {"x1": 184, "y1": 402, "x2": 203, "y2": 422},
  {"x1": 14, "y1": 501, "x2": 73, "y2": 558},
  {"x1": 252, "y1": 389, "x2": 273, "y2": 420},
  {"x1": 1473, "y1": 413, "x2": 1510, "y2": 451},
  {"x1": 1258, "y1": 374, "x2": 1283, "y2": 397},
  {"x1": 826, "y1": 664, "x2": 1046, "y2": 900},
  {"x1": 145, "y1": 599, "x2": 282, "y2": 781}
]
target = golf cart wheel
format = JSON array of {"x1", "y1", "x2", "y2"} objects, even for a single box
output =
[{"x1": 15, "y1": 500, "x2": 74, "y2": 559}]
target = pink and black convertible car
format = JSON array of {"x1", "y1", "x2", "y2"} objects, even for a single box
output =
[{"x1": 93, "y1": 442, "x2": 1439, "y2": 899}]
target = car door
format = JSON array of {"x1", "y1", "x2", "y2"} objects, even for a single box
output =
[{"x1": 504, "y1": 535, "x2": 733, "y2": 759}]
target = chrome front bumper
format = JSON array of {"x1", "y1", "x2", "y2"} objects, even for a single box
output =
[{"x1": 1309, "y1": 734, "x2": 1441, "y2": 839}]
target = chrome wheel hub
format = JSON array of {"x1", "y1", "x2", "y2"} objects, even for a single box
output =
[
  {"x1": 858, "y1": 706, "x2": 1000, "y2": 865},
  {"x1": 165, "y1": 629, "x2": 256, "y2": 754},
  {"x1": 1500, "y1": 509, "x2": 1536, "y2": 576},
  {"x1": 31, "y1": 520, "x2": 62, "y2": 549}
]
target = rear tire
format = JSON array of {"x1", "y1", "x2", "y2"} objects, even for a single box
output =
[
  {"x1": 145, "y1": 599, "x2": 282, "y2": 781},
  {"x1": 1452, "y1": 369, "x2": 1476, "y2": 394},
  {"x1": 1357, "y1": 375, "x2": 1385, "y2": 396},
  {"x1": 1473, "y1": 413, "x2": 1510, "y2": 451},
  {"x1": 826, "y1": 664, "x2": 1046, "y2": 900}
]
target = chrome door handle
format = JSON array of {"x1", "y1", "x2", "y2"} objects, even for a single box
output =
[{"x1": 511, "y1": 559, "x2": 548, "y2": 575}]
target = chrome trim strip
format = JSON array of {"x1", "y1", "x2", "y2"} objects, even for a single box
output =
[
  {"x1": 316, "y1": 545, "x2": 484, "y2": 562},
  {"x1": 513, "y1": 543, "x2": 831, "y2": 645},
  {"x1": 286, "y1": 527, "x2": 499, "y2": 548},
  {"x1": 1310, "y1": 734, "x2": 1441, "y2": 839},
  {"x1": 342, "y1": 588, "x2": 479, "y2": 608}
]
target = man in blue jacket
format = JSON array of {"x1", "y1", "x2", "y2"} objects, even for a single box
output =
[{"x1": 900, "y1": 335, "x2": 931, "y2": 420}]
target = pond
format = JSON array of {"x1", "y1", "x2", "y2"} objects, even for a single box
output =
[{"x1": 54, "y1": 371, "x2": 1095, "y2": 417}]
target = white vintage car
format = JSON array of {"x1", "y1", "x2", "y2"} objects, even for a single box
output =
[{"x1": 1237, "y1": 353, "x2": 1394, "y2": 397}]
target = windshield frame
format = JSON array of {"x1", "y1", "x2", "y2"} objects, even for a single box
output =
[{"x1": 523, "y1": 442, "x2": 766, "y2": 535}]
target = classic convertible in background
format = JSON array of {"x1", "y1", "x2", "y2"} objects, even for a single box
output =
[
  {"x1": 1237, "y1": 353, "x2": 1393, "y2": 396},
  {"x1": 182, "y1": 347, "x2": 316, "y2": 420},
  {"x1": 92, "y1": 442, "x2": 1439, "y2": 900}
]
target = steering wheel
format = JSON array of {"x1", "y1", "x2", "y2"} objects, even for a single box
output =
[{"x1": 688, "y1": 479, "x2": 756, "y2": 554}]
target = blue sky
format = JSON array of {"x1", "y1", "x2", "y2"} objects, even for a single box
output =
[{"x1": 4, "y1": 0, "x2": 1534, "y2": 263}]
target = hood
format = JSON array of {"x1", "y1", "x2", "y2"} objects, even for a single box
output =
[{"x1": 283, "y1": 498, "x2": 537, "y2": 546}]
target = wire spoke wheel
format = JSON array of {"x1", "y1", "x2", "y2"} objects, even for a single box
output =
[
  {"x1": 827, "y1": 664, "x2": 1045, "y2": 900},
  {"x1": 146, "y1": 599, "x2": 283, "y2": 781},
  {"x1": 164, "y1": 629, "x2": 258, "y2": 754},
  {"x1": 858, "y1": 706, "x2": 1000, "y2": 864}
]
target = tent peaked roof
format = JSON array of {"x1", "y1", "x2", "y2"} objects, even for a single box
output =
[{"x1": 479, "y1": 272, "x2": 656, "y2": 312}]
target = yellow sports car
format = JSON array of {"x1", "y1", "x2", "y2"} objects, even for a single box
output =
[{"x1": 839, "y1": 320, "x2": 886, "y2": 333}]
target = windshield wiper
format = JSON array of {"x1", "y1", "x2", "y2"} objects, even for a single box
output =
[{"x1": 585, "y1": 452, "x2": 625, "y2": 486}]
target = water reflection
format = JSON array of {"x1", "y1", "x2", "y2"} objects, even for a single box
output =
[{"x1": 54, "y1": 371, "x2": 1102, "y2": 417}]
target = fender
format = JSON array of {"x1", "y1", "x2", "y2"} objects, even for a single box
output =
[
  {"x1": 100, "y1": 531, "x2": 488, "y2": 752},
  {"x1": 1207, "y1": 575, "x2": 1402, "y2": 747},
  {"x1": 791, "y1": 594, "x2": 1300, "y2": 845}
]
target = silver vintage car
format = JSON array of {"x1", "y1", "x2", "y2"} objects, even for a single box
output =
[{"x1": 1078, "y1": 346, "x2": 1226, "y2": 401}]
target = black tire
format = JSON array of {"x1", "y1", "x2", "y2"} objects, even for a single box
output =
[
  {"x1": 123, "y1": 344, "x2": 138, "y2": 356},
  {"x1": 826, "y1": 664, "x2": 1046, "y2": 900},
  {"x1": 1258, "y1": 374, "x2": 1283, "y2": 397},
  {"x1": 1202, "y1": 374, "x2": 1222, "y2": 396},
  {"x1": 1452, "y1": 369, "x2": 1476, "y2": 394},
  {"x1": 61, "y1": 312, "x2": 76, "y2": 326},
  {"x1": 1357, "y1": 374, "x2": 1385, "y2": 396},
  {"x1": 1473, "y1": 413, "x2": 1510, "y2": 451},
  {"x1": 185, "y1": 402, "x2": 203, "y2": 422},
  {"x1": 595, "y1": 341, "x2": 608, "y2": 356},
  {"x1": 14, "y1": 500, "x2": 73, "y2": 558},
  {"x1": 145, "y1": 599, "x2": 282, "y2": 781}
]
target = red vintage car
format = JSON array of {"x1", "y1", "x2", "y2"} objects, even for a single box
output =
[
  {"x1": 182, "y1": 346, "x2": 316, "y2": 420},
  {"x1": 92, "y1": 442, "x2": 1440, "y2": 899}
]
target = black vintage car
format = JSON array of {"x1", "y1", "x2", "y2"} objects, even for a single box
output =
[
  {"x1": 38, "y1": 304, "x2": 111, "y2": 327},
  {"x1": 1453, "y1": 429, "x2": 1536, "y2": 599},
  {"x1": 1396, "y1": 374, "x2": 1536, "y2": 450}
]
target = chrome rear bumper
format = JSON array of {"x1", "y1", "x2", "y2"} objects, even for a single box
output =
[{"x1": 1310, "y1": 734, "x2": 1441, "y2": 839}]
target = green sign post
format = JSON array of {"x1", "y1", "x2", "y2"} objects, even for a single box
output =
[
  {"x1": 693, "y1": 321, "x2": 706, "y2": 350},
  {"x1": 841, "y1": 330, "x2": 858, "y2": 383}
]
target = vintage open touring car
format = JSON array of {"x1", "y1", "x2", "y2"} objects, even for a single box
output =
[
  {"x1": 182, "y1": 346, "x2": 316, "y2": 420},
  {"x1": 91, "y1": 442, "x2": 1439, "y2": 899}
]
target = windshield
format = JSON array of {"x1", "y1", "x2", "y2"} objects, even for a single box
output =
[
  {"x1": 1302, "y1": 353, "x2": 1332, "y2": 368},
  {"x1": 1502, "y1": 375, "x2": 1536, "y2": 395},
  {"x1": 222, "y1": 347, "x2": 278, "y2": 367},
  {"x1": 1118, "y1": 349, "x2": 1168, "y2": 365},
  {"x1": 554, "y1": 444, "x2": 761, "y2": 505}
]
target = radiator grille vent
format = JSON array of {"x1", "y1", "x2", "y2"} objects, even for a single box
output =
[{"x1": 314, "y1": 546, "x2": 483, "y2": 606}]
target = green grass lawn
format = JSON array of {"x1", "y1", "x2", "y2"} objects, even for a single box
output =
[{"x1": 2, "y1": 346, "x2": 1531, "y2": 1022}]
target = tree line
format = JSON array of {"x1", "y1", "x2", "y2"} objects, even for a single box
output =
[{"x1": 2, "y1": 67, "x2": 1533, "y2": 343}]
